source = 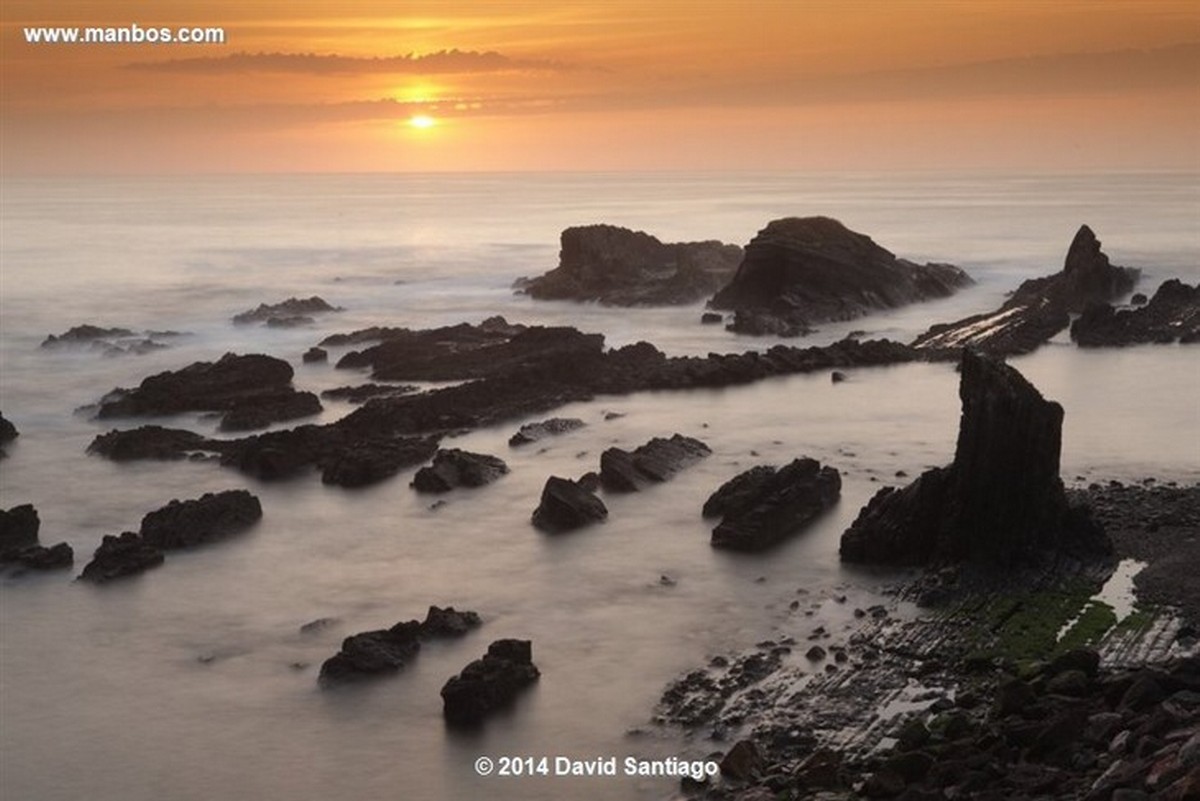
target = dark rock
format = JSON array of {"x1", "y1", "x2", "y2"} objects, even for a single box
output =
[
  {"x1": 232, "y1": 296, "x2": 342, "y2": 325},
  {"x1": 0, "y1": 504, "x2": 40, "y2": 552},
  {"x1": 862, "y1": 768, "x2": 906, "y2": 798},
  {"x1": 531, "y1": 476, "x2": 608, "y2": 533},
  {"x1": 41, "y1": 325, "x2": 180, "y2": 356},
  {"x1": 841, "y1": 350, "x2": 1110, "y2": 566},
  {"x1": 896, "y1": 718, "x2": 931, "y2": 751},
  {"x1": 1051, "y1": 648, "x2": 1101, "y2": 679},
  {"x1": 88, "y1": 425, "x2": 215, "y2": 461},
  {"x1": 318, "y1": 620, "x2": 422, "y2": 686},
  {"x1": 805, "y1": 645, "x2": 826, "y2": 661},
  {"x1": 95, "y1": 352, "x2": 321, "y2": 431},
  {"x1": 320, "y1": 435, "x2": 439, "y2": 488},
  {"x1": 419, "y1": 606, "x2": 482, "y2": 638},
  {"x1": 1131, "y1": 292, "x2": 1148, "y2": 306},
  {"x1": 886, "y1": 750, "x2": 934, "y2": 783},
  {"x1": 913, "y1": 224, "x2": 1139, "y2": 356},
  {"x1": 708, "y1": 217, "x2": 971, "y2": 337},
  {"x1": 441, "y1": 639, "x2": 540, "y2": 725},
  {"x1": 517, "y1": 225, "x2": 742, "y2": 306},
  {"x1": 299, "y1": 617, "x2": 339, "y2": 635},
  {"x1": 508, "y1": 417, "x2": 586, "y2": 446},
  {"x1": 0, "y1": 412, "x2": 17, "y2": 456},
  {"x1": 42, "y1": 324, "x2": 136, "y2": 345},
  {"x1": 719, "y1": 739, "x2": 762, "y2": 781},
  {"x1": 79, "y1": 532, "x2": 165, "y2": 583},
  {"x1": 319, "y1": 383, "x2": 416, "y2": 403},
  {"x1": 994, "y1": 677, "x2": 1038, "y2": 716},
  {"x1": 1046, "y1": 669, "x2": 1091, "y2": 697},
  {"x1": 701, "y1": 312, "x2": 724, "y2": 324},
  {"x1": 265, "y1": 315, "x2": 314, "y2": 328},
  {"x1": 709, "y1": 458, "x2": 841, "y2": 551},
  {"x1": 139, "y1": 490, "x2": 262, "y2": 550},
  {"x1": 411, "y1": 449, "x2": 508, "y2": 493},
  {"x1": 599, "y1": 434, "x2": 710, "y2": 492},
  {"x1": 1071, "y1": 279, "x2": 1199, "y2": 346},
  {"x1": 1121, "y1": 675, "x2": 1167, "y2": 713},
  {"x1": 302, "y1": 347, "x2": 328, "y2": 364},
  {"x1": 831, "y1": 370, "x2": 846, "y2": 383},
  {"x1": 3, "y1": 542, "x2": 74, "y2": 570}
]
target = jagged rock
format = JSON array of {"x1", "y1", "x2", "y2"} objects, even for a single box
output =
[
  {"x1": 708, "y1": 217, "x2": 971, "y2": 337},
  {"x1": 914, "y1": 225, "x2": 1139, "y2": 356},
  {"x1": 232, "y1": 296, "x2": 342, "y2": 325},
  {"x1": 320, "y1": 436, "x2": 439, "y2": 488},
  {"x1": 707, "y1": 458, "x2": 842, "y2": 551},
  {"x1": 0, "y1": 504, "x2": 40, "y2": 552},
  {"x1": 0, "y1": 412, "x2": 18, "y2": 457},
  {"x1": 411, "y1": 449, "x2": 508, "y2": 493},
  {"x1": 420, "y1": 606, "x2": 482, "y2": 638},
  {"x1": 41, "y1": 325, "x2": 180, "y2": 356},
  {"x1": 139, "y1": 490, "x2": 262, "y2": 550},
  {"x1": 88, "y1": 425, "x2": 215, "y2": 461},
  {"x1": 79, "y1": 532, "x2": 164, "y2": 583},
  {"x1": 1071, "y1": 279, "x2": 1199, "y2": 346},
  {"x1": 531, "y1": 476, "x2": 608, "y2": 533},
  {"x1": 2, "y1": 542, "x2": 74, "y2": 571},
  {"x1": 320, "y1": 383, "x2": 417, "y2": 403},
  {"x1": 42, "y1": 324, "x2": 136, "y2": 345},
  {"x1": 441, "y1": 639, "x2": 540, "y2": 724},
  {"x1": 840, "y1": 350, "x2": 1110, "y2": 566},
  {"x1": 318, "y1": 620, "x2": 422, "y2": 686},
  {"x1": 94, "y1": 352, "x2": 321, "y2": 431},
  {"x1": 508, "y1": 417, "x2": 586, "y2": 446},
  {"x1": 599, "y1": 434, "x2": 711, "y2": 492},
  {"x1": 517, "y1": 225, "x2": 743, "y2": 306},
  {"x1": 302, "y1": 347, "x2": 328, "y2": 364}
]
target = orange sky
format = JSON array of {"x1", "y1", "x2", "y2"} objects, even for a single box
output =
[{"x1": 2, "y1": 1, "x2": 1198, "y2": 173}]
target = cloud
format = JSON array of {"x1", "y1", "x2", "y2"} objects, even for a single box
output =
[{"x1": 125, "y1": 48, "x2": 586, "y2": 76}]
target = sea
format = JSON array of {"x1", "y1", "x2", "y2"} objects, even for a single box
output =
[{"x1": 1, "y1": 172, "x2": 1197, "y2": 801}]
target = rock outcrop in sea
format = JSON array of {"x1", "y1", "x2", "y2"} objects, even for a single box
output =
[
  {"x1": 232, "y1": 296, "x2": 342, "y2": 327},
  {"x1": 0, "y1": 504, "x2": 74, "y2": 571},
  {"x1": 840, "y1": 350, "x2": 1110, "y2": 566},
  {"x1": 411, "y1": 449, "x2": 509, "y2": 493},
  {"x1": 41, "y1": 324, "x2": 182, "y2": 356},
  {"x1": 531, "y1": 476, "x2": 608, "y2": 533},
  {"x1": 707, "y1": 217, "x2": 972, "y2": 336},
  {"x1": 913, "y1": 225, "x2": 1140, "y2": 356},
  {"x1": 516, "y1": 224, "x2": 743, "y2": 305},
  {"x1": 508, "y1": 417, "x2": 586, "y2": 447},
  {"x1": 441, "y1": 639, "x2": 540, "y2": 725},
  {"x1": 599, "y1": 434, "x2": 711, "y2": 492},
  {"x1": 1071, "y1": 278, "x2": 1199, "y2": 346},
  {"x1": 94, "y1": 352, "x2": 322, "y2": 432},
  {"x1": 0, "y1": 412, "x2": 17, "y2": 458},
  {"x1": 706, "y1": 458, "x2": 842, "y2": 551}
]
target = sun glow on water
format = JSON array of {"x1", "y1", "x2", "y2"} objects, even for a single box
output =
[{"x1": 408, "y1": 114, "x2": 436, "y2": 129}]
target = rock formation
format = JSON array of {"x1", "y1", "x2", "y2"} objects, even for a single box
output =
[
  {"x1": 441, "y1": 639, "x2": 541, "y2": 725},
  {"x1": 94, "y1": 352, "x2": 321, "y2": 431},
  {"x1": 913, "y1": 225, "x2": 1139, "y2": 356},
  {"x1": 516, "y1": 224, "x2": 743, "y2": 306},
  {"x1": 0, "y1": 412, "x2": 16, "y2": 457},
  {"x1": 78, "y1": 532, "x2": 164, "y2": 582},
  {"x1": 318, "y1": 606, "x2": 482, "y2": 686},
  {"x1": 840, "y1": 350, "x2": 1110, "y2": 566},
  {"x1": 599, "y1": 434, "x2": 711, "y2": 492},
  {"x1": 508, "y1": 417, "x2": 585, "y2": 446},
  {"x1": 139, "y1": 490, "x2": 262, "y2": 550},
  {"x1": 232, "y1": 296, "x2": 342, "y2": 325},
  {"x1": 531, "y1": 476, "x2": 608, "y2": 533},
  {"x1": 1070, "y1": 279, "x2": 1199, "y2": 346},
  {"x1": 41, "y1": 325, "x2": 180, "y2": 356},
  {"x1": 706, "y1": 458, "x2": 842, "y2": 551},
  {"x1": 0, "y1": 504, "x2": 74, "y2": 571},
  {"x1": 708, "y1": 217, "x2": 972, "y2": 336},
  {"x1": 411, "y1": 449, "x2": 509, "y2": 493}
]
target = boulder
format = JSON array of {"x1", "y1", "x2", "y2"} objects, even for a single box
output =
[
  {"x1": 441, "y1": 639, "x2": 540, "y2": 724},
  {"x1": 531, "y1": 476, "x2": 608, "y2": 533},
  {"x1": 508, "y1": 417, "x2": 586, "y2": 446},
  {"x1": 232, "y1": 296, "x2": 342, "y2": 325},
  {"x1": 87, "y1": 425, "x2": 216, "y2": 461},
  {"x1": 0, "y1": 504, "x2": 40, "y2": 552},
  {"x1": 599, "y1": 434, "x2": 711, "y2": 492},
  {"x1": 517, "y1": 225, "x2": 743, "y2": 306},
  {"x1": 79, "y1": 532, "x2": 165, "y2": 583},
  {"x1": 411, "y1": 449, "x2": 508, "y2": 493},
  {"x1": 95, "y1": 352, "x2": 321, "y2": 431},
  {"x1": 840, "y1": 350, "x2": 1110, "y2": 566},
  {"x1": 420, "y1": 606, "x2": 483, "y2": 638},
  {"x1": 913, "y1": 225, "x2": 1139, "y2": 356},
  {"x1": 318, "y1": 620, "x2": 422, "y2": 686},
  {"x1": 302, "y1": 347, "x2": 328, "y2": 364},
  {"x1": 1071, "y1": 279, "x2": 1199, "y2": 346},
  {"x1": 708, "y1": 217, "x2": 972, "y2": 337},
  {"x1": 707, "y1": 458, "x2": 842, "y2": 551},
  {"x1": 139, "y1": 490, "x2": 263, "y2": 550}
]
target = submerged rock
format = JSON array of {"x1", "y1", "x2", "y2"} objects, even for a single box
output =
[
  {"x1": 599, "y1": 434, "x2": 711, "y2": 492},
  {"x1": 320, "y1": 383, "x2": 417, "y2": 403},
  {"x1": 79, "y1": 532, "x2": 164, "y2": 583},
  {"x1": 508, "y1": 417, "x2": 586, "y2": 446},
  {"x1": 94, "y1": 352, "x2": 321, "y2": 432},
  {"x1": 441, "y1": 639, "x2": 540, "y2": 725},
  {"x1": 1071, "y1": 279, "x2": 1199, "y2": 346},
  {"x1": 232, "y1": 296, "x2": 342, "y2": 325},
  {"x1": 411, "y1": 449, "x2": 508, "y2": 493},
  {"x1": 420, "y1": 606, "x2": 483, "y2": 639},
  {"x1": 517, "y1": 225, "x2": 743, "y2": 306},
  {"x1": 914, "y1": 225, "x2": 1139, "y2": 356},
  {"x1": 139, "y1": 489, "x2": 263, "y2": 550},
  {"x1": 840, "y1": 350, "x2": 1110, "y2": 566},
  {"x1": 3, "y1": 542, "x2": 74, "y2": 571},
  {"x1": 88, "y1": 425, "x2": 214, "y2": 461},
  {"x1": 302, "y1": 347, "x2": 328, "y2": 364},
  {"x1": 41, "y1": 325, "x2": 180, "y2": 356},
  {"x1": 320, "y1": 436, "x2": 440, "y2": 488},
  {"x1": 532, "y1": 476, "x2": 608, "y2": 533},
  {"x1": 318, "y1": 621, "x2": 422, "y2": 686},
  {"x1": 707, "y1": 458, "x2": 842, "y2": 551},
  {"x1": 708, "y1": 217, "x2": 972, "y2": 337}
]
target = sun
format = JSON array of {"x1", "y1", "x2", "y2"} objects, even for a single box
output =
[{"x1": 408, "y1": 115, "x2": 436, "y2": 130}]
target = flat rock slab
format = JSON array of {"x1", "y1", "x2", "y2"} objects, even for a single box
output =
[
  {"x1": 508, "y1": 417, "x2": 586, "y2": 446},
  {"x1": 441, "y1": 639, "x2": 540, "y2": 725},
  {"x1": 707, "y1": 458, "x2": 842, "y2": 551},
  {"x1": 599, "y1": 434, "x2": 711, "y2": 492}
]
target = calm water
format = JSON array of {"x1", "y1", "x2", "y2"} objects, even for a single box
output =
[{"x1": 1, "y1": 173, "x2": 1197, "y2": 801}]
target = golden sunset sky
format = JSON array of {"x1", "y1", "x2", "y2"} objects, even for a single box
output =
[{"x1": 2, "y1": 0, "x2": 1198, "y2": 173}]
